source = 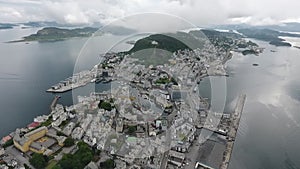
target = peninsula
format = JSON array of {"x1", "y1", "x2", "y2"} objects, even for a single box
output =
[{"x1": 1, "y1": 29, "x2": 252, "y2": 169}]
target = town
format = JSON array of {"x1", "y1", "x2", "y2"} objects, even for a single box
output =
[{"x1": 1, "y1": 33, "x2": 251, "y2": 169}]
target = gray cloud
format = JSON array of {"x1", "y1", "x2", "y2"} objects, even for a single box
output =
[{"x1": 0, "y1": 0, "x2": 299, "y2": 26}]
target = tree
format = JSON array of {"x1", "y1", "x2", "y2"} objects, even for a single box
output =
[
  {"x1": 155, "y1": 77, "x2": 170, "y2": 84},
  {"x1": 23, "y1": 164, "x2": 32, "y2": 169},
  {"x1": 29, "y1": 153, "x2": 47, "y2": 169},
  {"x1": 170, "y1": 77, "x2": 178, "y2": 85},
  {"x1": 128, "y1": 126, "x2": 136, "y2": 134},
  {"x1": 52, "y1": 165, "x2": 63, "y2": 169},
  {"x1": 56, "y1": 142, "x2": 94, "y2": 169},
  {"x1": 57, "y1": 131, "x2": 65, "y2": 136},
  {"x1": 99, "y1": 101, "x2": 112, "y2": 111},
  {"x1": 100, "y1": 159, "x2": 115, "y2": 169},
  {"x1": 59, "y1": 154, "x2": 77, "y2": 169},
  {"x1": 64, "y1": 137, "x2": 75, "y2": 147},
  {"x1": 2, "y1": 139, "x2": 13, "y2": 148}
]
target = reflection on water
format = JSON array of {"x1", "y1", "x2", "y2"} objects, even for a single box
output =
[
  {"x1": 0, "y1": 27, "x2": 133, "y2": 137},
  {"x1": 224, "y1": 40, "x2": 300, "y2": 169},
  {"x1": 199, "y1": 39, "x2": 300, "y2": 169}
]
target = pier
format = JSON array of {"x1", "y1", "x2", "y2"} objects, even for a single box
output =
[
  {"x1": 220, "y1": 94, "x2": 246, "y2": 169},
  {"x1": 46, "y1": 69, "x2": 96, "y2": 93},
  {"x1": 50, "y1": 95, "x2": 60, "y2": 111}
]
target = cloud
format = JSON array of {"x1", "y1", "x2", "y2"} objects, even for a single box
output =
[
  {"x1": 0, "y1": 0, "x2": 299, "y2": 26},
  {"x1": 0, "y1": 7, "x2": 22, "y2": 21}
]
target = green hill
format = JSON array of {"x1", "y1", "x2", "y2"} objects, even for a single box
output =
[{"x1": 129, "y1": 34, "x2": 191, "y2": 53}]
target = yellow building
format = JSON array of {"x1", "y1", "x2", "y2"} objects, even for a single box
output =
[{"x1": 13, "y1": 126, "x2": 48, "y2": 153}]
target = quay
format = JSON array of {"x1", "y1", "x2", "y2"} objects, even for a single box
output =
[
  {"x1": 46, "y1": 69, "x2": 97, "y2": 93},
  {"x1": 220, "y1": 94, "x2": 246, "y2": 169},
  {"x1": 46, "y1": 81, "x2": 90, "y2": 93},
  {"x1": 50, "y1": 95, "x2": 61, "y2": 111}
]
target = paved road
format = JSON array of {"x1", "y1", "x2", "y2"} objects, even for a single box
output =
[
  {"x1": 160, "y1": 150, "x2": 169, "y2": 169},
  {"x1": 185, "y1": 140, "x2": 201, "y2": 169}
]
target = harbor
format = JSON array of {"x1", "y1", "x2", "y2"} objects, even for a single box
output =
[
  {"x1": 46, "y1": 70, "x2": 95, "y2": 93},
  {"x1": 46, "y1": 53, "x2": 117, "y2": 93},
  {"x1": 220, "y1": 94, "x2": 246, "y2": 169},
  {"x1": 182, "y1": 94, "x2": 247, "y2": 169}
]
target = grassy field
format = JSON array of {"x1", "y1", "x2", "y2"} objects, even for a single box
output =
[{"x1": 46, "y1": 160, "x2": 58, "y2": 169}]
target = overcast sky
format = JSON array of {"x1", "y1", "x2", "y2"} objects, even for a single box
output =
[{"x1": 0, "y1": 0, "x2": 300, "y2": 26}]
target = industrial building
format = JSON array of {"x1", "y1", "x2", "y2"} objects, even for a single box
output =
[{"x1": 13, "y1": 126, "x2": 48, "y2": 153}]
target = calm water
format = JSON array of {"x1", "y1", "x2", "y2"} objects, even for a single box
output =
[
  {"x1": 0, "y1": 28, "x2": 300, "y2": 168},
  {"x1": 199, "y1": 39, "x2": 300, "y2": 169},
  {"x1": 0, "y1": 27, "x2": 133, "y2": 137},
  {"x1": 227, "y1": 41, "x2": 300, "y2": 169}
]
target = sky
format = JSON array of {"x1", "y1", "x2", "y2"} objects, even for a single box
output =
[{"x1": 0, "y1": 0, "x2": 300, "y2": 26}]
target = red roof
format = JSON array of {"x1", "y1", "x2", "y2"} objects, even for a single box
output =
[
  {"x1": 2, "y1": 135, "x2": 12, "y2": 143},
  {"x1": 27, "y1": 122, "x2": 40, "y2": 128}
]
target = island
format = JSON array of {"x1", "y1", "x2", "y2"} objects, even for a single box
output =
[
  {"x1": 11, "y1": 27, "x2": 98, "y2": 42},
  {"x1": 10, "y1": 25, "x2": 138, "y2": 43},
  {"x1": 237, "y1": 28, "x2": 300, "y2": 47},
  {"x1": 0, "y1": 23, "x2": 17, "y2": 29}
]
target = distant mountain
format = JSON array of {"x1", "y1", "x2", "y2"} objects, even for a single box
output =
[
  {"x1": 22, "y1": 21, "x2": 61, "y2": 27},
  {"x1": 99, "y1": 25, "x2": 137, "y2": 35},
  {"x1": 210, "y1": 23, "x2": 251, "y2": 30},
  {"x1": 257, "y1": 22, "x2": 300, "y2": 32},
  {"x1": 200, "y1": 29, "x2": 243, "y2": 39},
  {"x1": 237, "y1": 28, "x2": 300, "y2": 46},
  {"x1": 0, "y1": 23, "x2": 18, "y2": 29},
  {"x1": 21, "y1": 21, "x2": 102, "y2": 28},
  {"x1": 1, "y1": 21, "x2": 100, "y2": 29},
  {"x1": 211, "y1": 22, "x2": 300, "y2": 33}
]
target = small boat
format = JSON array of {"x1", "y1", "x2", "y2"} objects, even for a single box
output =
[{"x1": 252, "y1": 63, "x2": 259, "y2": 66}]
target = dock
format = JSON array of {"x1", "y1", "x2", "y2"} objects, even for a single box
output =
[
  {"x1": 50, "y1": 95, "x2": 61, "y2": 111},
  {"x1": 46, "y1": 81, "x2": 91, "y2": 93},
  {"x1": 220, "y1": 94, "x2": 246, "y2": 169},
  {"x1": 46, "y1": 69, "x2": 96, "y2": 93}
]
